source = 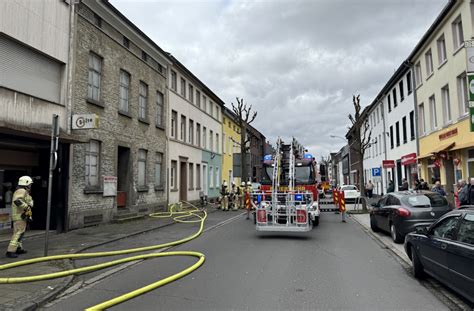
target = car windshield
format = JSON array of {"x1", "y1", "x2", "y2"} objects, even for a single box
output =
[
  {"x1": 342, "y1": 186, "x2": 357, "y2": 191},
  {"x1": 403, "y1": 193, "x2": 448, "y2": 207}
]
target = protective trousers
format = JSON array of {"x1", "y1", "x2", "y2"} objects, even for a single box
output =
[
  {"x1": 221, "y1": 195, "x2": 229, "y2": 211},
  {"x1": 7, "y1": 220, "x2": 27, "y2": 253}
]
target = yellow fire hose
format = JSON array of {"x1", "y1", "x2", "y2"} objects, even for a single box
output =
[{"x1": 0, "y1": 202, "x2": 207, "y2": 310}]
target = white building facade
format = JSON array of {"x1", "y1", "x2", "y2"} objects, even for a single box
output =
[
  {"x1": 383, "y1": 64, "x2": 418, "y2": 191},
  {"x1": 167, "y1": 59, "x2": 223, "y2": 204}
]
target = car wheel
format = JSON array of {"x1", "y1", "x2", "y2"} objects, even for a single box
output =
[
  {"x1": 370, "y1": 215, "x2": 379, "y2": 232},
  {"x1": 313, "y1": 216, "x2": 319, "y2": 227},
  {"x1": 390, "y1": 223, "x2": 403, "y2": 243},
  {"x1": 411, "y1": 245, "x2": 425, "y2": 279}
]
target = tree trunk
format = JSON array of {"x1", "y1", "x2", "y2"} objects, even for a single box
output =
[
  {"x1": 241, "y1": 125, "x2": 248, "y2": 182},
  {"x1": 357, "y1": 150, "x2": 367, "y2": 212}
]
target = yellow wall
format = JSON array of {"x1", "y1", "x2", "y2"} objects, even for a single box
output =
[{"x1": 222, "y1": 114, "x2": 241, "y2": 186}]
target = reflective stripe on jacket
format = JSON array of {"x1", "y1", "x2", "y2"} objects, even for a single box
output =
[{"x1": 12, "y1": 188, "x2": 33, "y2": 222}]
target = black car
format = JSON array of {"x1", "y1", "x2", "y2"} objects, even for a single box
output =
[
  {"x1": 370, "y1": 191, "x2": 451, "y2": 243},
  {"x1": 404, "y1": 207, "x2": 474, "y2": 304}
]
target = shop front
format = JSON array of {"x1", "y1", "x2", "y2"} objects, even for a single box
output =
[
  {"x1": 401, "y1": 153, "x2": 418, "y2": 189},
  {"x1": 0, "y1": 131, "x2": 70, "y2": 233}
]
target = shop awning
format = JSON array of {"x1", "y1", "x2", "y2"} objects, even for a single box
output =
[
  {"x1": 432, "y1": 142, "x2": 456, "y2": 154},
  {"x1": 417, "y1": 153, "x2": 433, "y2": 159},
  {"x1": 451, "y1": 141, "x2": 474, "y2": 151}
]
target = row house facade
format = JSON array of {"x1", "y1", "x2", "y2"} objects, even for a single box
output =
[
  {"x1": 68, "y1": 0, "x2": 170, "y2": 229},
  {"x1": 222, "y1": 107, "x2": 242, "y2": 187},
  {"x1": 167, "y1": 57, "x2": 223, "y2": 204},
  {"x1": 0, "y1": 0, "x2": 72, "y2": 232},
  {"x1": 410, "y1": 0, "x2": 473, "y2": 198}
]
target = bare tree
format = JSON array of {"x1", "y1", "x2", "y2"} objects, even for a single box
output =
[
  {"x1": 231, "y1": 97, "x2": 257, "y2": 183},
  {"x1": 348, "y1": 95, "x2": 375, "y2": 212}
]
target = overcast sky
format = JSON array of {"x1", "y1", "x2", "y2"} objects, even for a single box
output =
[{"x1": 112, "y1": 0, "x2": 447, "y2": 159}]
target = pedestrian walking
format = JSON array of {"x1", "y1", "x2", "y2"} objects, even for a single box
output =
[
  {"x1": 387, "y1": 180, "x2": 395, "y2": 193},
  {"x1": 431, "y1": 181, "x2": 446, "y2": 196},
  {"x1": 366, "y1": 180, "x2": 374, "y2": 198},
  {"x1": 455, "y1": 179, "x2": 467, "y2": 208},
  {"x1": 399, "y1": 178, "x2": 409, "y2": 191},
  {"x1": 220, "y1": 181, "x2": 229, "y2": 211},
  {"x1": 6, "y1": 176, "x2": 34, "y2": 258},
  {"x1": 418, "y1": 179, "x2": 429, "y2": 190},
  {"x1": 461, "y1": 178, "x2": 474, "y2": 206}
]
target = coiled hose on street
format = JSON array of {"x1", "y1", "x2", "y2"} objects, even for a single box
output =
[{"x1": 0, "y1": 202, "x2": 207, "y2": 310}]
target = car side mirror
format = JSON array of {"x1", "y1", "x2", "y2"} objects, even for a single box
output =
[{"x1": 415, "y1": 226, "x2": 429, "y2": 235}]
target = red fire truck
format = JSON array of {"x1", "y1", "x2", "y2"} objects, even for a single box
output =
[{"x1": 255, "y1": 138, "x2": 320, "y2": 231}]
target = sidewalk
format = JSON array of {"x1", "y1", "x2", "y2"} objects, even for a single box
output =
[{"x1": 0, "y1": 204, "x2": 225, "y2": 310}]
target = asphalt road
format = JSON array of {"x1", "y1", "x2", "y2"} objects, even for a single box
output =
[{"x1": 43, "y1": 212, "x2": 448, "y2": 310}]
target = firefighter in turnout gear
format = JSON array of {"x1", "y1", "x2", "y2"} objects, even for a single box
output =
[
  {"x1": 220, "y1": 181, "x2": 229, "y2": 211},
  {"x1": 6, "y1": 176, "x2": 34, "y2": 258},
  {"x1": 230, "y1": 182, "x2": 238, "y2": 211},
  {"x1": 239, "y1": 182, "x2": 246, "y2": 209}
]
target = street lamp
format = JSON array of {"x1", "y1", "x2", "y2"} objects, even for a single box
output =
[{"x1": 330, "y1": 135, "x2": 352, "y2": 185}]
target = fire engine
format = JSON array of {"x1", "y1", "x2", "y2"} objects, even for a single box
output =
[{"x1": 254, "y1": 138, "x2": 320, "y2": 232}]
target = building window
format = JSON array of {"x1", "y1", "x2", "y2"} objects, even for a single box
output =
[
  {"x1": 378, "y1": 134, "x2": 382, "y2": 155},
  {"x1": 216, "y1": 133, "x2": 219, "y2": 153},
  {"x1": 210, "y1": 130, "x2": 214, "y2": 151},
  {"x1": 395, "y1": 121, "x2": 400, "y2": 147},
  {"x1": 189, "y1": 163, "x2": 194, "y2": 190},
  {"x1": 180, "y1": 78, "x2": 186, "y2": 97},
  {"x1": 425, "y1": 49, "x2": 433, "y2": 76},
  {"x1": 171, "y1": 110, "x2": 177, "y2": 138},
  {"x1": 119, "y1": 70, "x2": 130, "y2": 113},
  {"x1": 418, "y1": 103, "x2": 425, "y2": 135},
  {"x1": 402, "y1": 116, "x2": 407, "y2": 144},
  {"x1": 189, "y1": 119, "x2": 194, "y2": 145},
  {"x1": 196, "y1": 123, "x2": 201, "y2": 147},
  {"x1": 171, "y1": 71, "x2": 177, "y2": 91},
  {"x1": 156, "y1": 91, "x2": 164, "y2": 127},
  {"x1": 141, "y1": 51, "x2": 148, "y2": 62},
  {"x1": 452, "y1": 16, "x2": 464, "y2": 50},
  {"x1": 467, "y1": 149, "x2": 474, "y2": 179},
  {"x1": 457, "y1": 72, "x2": 468, "y2": 116},
  {"x1": 155, "y1": 152, "x2": 163, "y2": 188},
  {"x1": 203, "y1": 127, "x2": 207, "y2": 149},
  {"x1": 407, "y1": 72, "x2": 412, "y2": 95},
  {"x1": 441, "y1": 85, "x2": 451, "y2": 124},
  {"x1": 437, "y1": 34, "x2": 447, "y2": 65},
  {"x1": 216, "y1": 166, "x2": 220, "y2": 187},
  {"x1": 209, "y1": 166, "x2": 214, "y2": 188},
  {"x1": 88, "y1": 52, "x2": 102, "y2": 102},
  {"x1": 196, "y1": 164, "x2": 201, "y2": 189},
  {"x1": 138, "y1": 149, "x2": 147, "y2": 187},
  {"x1": 409, "y1": 111, "x2": 415, "y2": 141},
  {"x1": 196, "y1": 90, "x2": 201, "y2": 108},
  {"x1": 390, "y1": 126, "x2": 394, "y2": 149},
  {"x1": 189, "y1": 84, "x2": 194, "y2": 103},
  {"x1": 229, "y1": 136, "x2": 233, "y2": 154},
  {"x1": 387, "y1": 94, "x2": 392, "y2": 112},
  {"x1": 392, "y1": 89, "x2": 397, "y2": 108},
  {"x1": 202, "y1": 95, "x2": 207, "y2": 112},
  {"x1": 180, "y1": 115, "x2": 186, "y2": 142},
  {"x1": 85, "y1": 140, "x2": 100, "y2": 187},
  {"x1": 223, "y1": 133, "x2": 226, "y2": 154},
  {"x1": 210, "y1": 101, "x2": 214, "y2": 116},
  {"x1": 415, "y1": 61, "x2": 422, "y2": 87},
  {"x1": 171, "y1": 160, "x2": 177, "y2": 189},
  {"x1": 399, "y1": 81, "x2": 404, "y2": 102},
  {"x1": 429, "y1": 95, "x2": 437, "y2": 130},
  {"x1": 138, "y1": 82, "x2": 148, "y2": 121},
  {"x1": 122, "y1": 36, "x2": 130, "y2": 49}
]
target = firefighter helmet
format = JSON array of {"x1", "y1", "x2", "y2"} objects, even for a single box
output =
[
  {"x1": 241, "y1": 182, "x2": 245, "y2": 187},
  {"x1": 18, "y1": 176, "x2": 33, "y2": 186},
  {"x1": 223, "y1": 181, "x2": 228, "y2": 187},
  {"x1": 247, "y1": 181, "x2": 252, "y2": 186}
]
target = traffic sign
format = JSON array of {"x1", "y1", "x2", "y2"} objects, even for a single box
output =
[{"x1": 372, "y1": 167, "x2": 381, "y2": 177}]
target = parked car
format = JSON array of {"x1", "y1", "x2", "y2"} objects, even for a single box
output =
[
  {"x1": 339, "y1": 185, "x2": 360, "y2": 203},
  {"x1": 370, "y1": 191, "x2": 452, "y2": 243},
  {"x1": 404, "y1": 207, "x2": 474, "y2": 304}
]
